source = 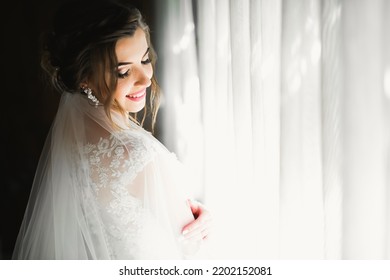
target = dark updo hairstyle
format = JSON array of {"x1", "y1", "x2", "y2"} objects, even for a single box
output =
[{"x1": 41, "y1": 0, "x2": 160, "y2": 130}]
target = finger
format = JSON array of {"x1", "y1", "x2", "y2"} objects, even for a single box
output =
[
  {"x1": 182, "y1": 213, "x2": 212, "y2": 235},
  {"x1": 182, "y1": 220, "x2": 212, "y2": 240},
  {"x1": 202, "y1": 228, "x2": 210, "y2": 240},
  {"x1": 184, "y1": 228, "x2": 210, "y2": 243},
  {"x1": 187, "y1": 199, "x2": 202, "y2": 217}
]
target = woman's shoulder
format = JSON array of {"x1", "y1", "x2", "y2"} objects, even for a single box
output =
[
  {"x1": 84, "y1": 125, "x2": 158, "y2": 159},
  {"x1": 83, "y1": 126, "x2": 158, "y2": 185},
  {"x1": 116, "y1": 123, "x2": 160, "y2": 153}
]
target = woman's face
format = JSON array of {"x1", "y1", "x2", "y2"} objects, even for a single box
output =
[{"x1": 113, "y1": 27, "x2": 153, "y2": 113}]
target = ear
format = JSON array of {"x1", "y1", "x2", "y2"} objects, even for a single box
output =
[{"x1": 80, "y1": 81, "x2": 88, "y2": 89}]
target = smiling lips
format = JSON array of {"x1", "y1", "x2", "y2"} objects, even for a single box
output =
[{"x1": 126, "y1": 89, "x2": 146, "y2": 102}]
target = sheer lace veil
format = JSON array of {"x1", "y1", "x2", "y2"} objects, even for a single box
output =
[{"x1": 12, "y1": 92, "x2": 199, "y2": 259}]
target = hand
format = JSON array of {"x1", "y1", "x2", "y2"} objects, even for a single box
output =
[{"x1": 181, "y1": 199, "x2": 212, "y2": 242}]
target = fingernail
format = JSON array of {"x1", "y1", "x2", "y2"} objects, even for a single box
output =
[{"x1": 182, "y1": 229, "x2": 189, "y2": 235}]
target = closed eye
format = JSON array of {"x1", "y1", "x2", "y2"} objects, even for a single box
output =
[
  {"x1": 118, "y1": 69, "x2": 130, "y2": 79},
  {"x1": 141, "y1": 58, "x2": 151, "y2": 65}
]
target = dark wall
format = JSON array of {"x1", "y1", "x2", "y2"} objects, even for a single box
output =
[{"x1": 1, "y1": 0, "x2": 156, "y2": 259}]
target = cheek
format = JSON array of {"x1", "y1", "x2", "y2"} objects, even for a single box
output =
[
  {"x1": 113, "y1": 81, "x2": 130, "y2": 99},
  {"x1": 146, "y1": 64, "x2": 153, "y2": 79}
]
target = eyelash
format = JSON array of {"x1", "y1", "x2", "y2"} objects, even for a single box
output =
[
  {"x1": 117, "y1": 58, "x2": 152, "y2": 79},
  {"x1": 118, "y1": 70, "x2": 130, "y2": 79},
  {"x1": 142, "y1": 58, "x2": 151, "y2": 65}
]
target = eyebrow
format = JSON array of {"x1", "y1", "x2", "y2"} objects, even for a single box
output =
[{"x1": 117, "y1": 47, "x2": 150, "y2": 67}]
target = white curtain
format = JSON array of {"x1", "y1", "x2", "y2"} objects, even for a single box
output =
[{"x1": 154, "y1": 0, "x2": 390, "y2": 259}]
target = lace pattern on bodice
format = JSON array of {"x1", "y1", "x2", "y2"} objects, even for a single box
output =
[{"x1": 83, "y1": 128, "x2": 157, "y2": 259}]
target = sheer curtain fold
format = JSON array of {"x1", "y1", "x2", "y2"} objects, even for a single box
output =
[
  {"x1": 249, "y1": 0, "x2": 282, "y2": 259},
  {"x1": 154, "y1": 0, "x2": 204, "y2": 200},
  {"x1": 155, "y1": 0, "x2": 390, "y2": 259},
  {"x1": 342, "y1": 0, "x2": 388, "y2": 259},
  {"x1": 280, "y1": 0, "x2": 324, "y2": 259},
  {"x1": 385, "y1": 0, "x2": 390, "y2": 259},
  {"x1": 321, "y1": 0, "x2": 343, "y2": 259}
]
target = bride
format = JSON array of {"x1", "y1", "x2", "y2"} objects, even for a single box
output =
[{"x1": 12, "y1": 0, "x2": 211, "y2": 259}]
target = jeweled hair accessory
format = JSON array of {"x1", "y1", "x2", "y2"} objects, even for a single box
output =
[{"x1": 83, "y1": 87, "x2": 100, "y2": 107}]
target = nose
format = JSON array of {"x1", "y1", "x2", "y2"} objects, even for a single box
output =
[{"x1": 133, "y1": 65, "x2": 152, "y2": 87}]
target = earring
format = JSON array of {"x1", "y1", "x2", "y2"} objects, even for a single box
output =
[{"x1": 83, "y1": 87, "x2": 100, "y2": 107}]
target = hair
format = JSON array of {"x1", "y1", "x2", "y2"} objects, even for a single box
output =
[{"x1": 40, "y1": 0, "x2": 160, "y2": 131}]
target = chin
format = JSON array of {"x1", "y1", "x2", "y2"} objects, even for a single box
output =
[{"x1": 127, "y1": 103, "x2": 146, "y2": 114}]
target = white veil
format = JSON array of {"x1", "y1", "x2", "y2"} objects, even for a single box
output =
[{"x1": 12, "y1": 92, "x2": 200, "y2": 259}]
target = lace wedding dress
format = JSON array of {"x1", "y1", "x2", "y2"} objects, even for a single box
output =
[{"x1": 12, "y1": 92, "x2": 199, "y2": 259}]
